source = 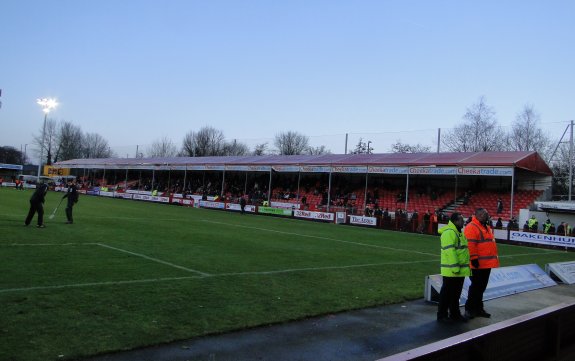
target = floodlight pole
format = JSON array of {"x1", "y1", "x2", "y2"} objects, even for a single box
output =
[
  {"x1": 570, "y1": 120, "x2": 574, "y2": 201},
  {"x1": 37, "y1": 112, "x2": 48, "y2": 178},
  {"x1": 36, "y1": 98, "x2": 58, "y2": 179}
]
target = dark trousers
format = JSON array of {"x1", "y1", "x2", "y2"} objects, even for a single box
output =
[
  {"x1": 438, "y1": 276, "x2": 465, "y2": 317},
  {"x1": 465, "y1": 268, "x2": 492, "y2": 313},
  {"x1": 65, "y1": 200, "x2": 74, "y2": 222},
  {"x1": 25, "y1": 201, "x2": 44, "y2": 226}
]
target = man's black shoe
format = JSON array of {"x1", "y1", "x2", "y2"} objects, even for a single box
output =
[
  {"x1": 450, "y1": 314, "x2": 469, "y2": 323},
  {"x1": 464, "y1": 310, "x2": 475, "y2": 319},
  {"x1": 437, "y1": 316, "x2": 453, "y2": 323},
  {"x1": 437, "y1": 313, "x2": 451, "y2": 323},
  {"x1": 476, "y1": 310, "x2": 491, "y2": 318}
]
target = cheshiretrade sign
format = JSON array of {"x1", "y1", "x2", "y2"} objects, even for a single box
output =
[
  {"x1": 409, "y1": 167, "x2": 457, "y2": 175},
  {"x1": 331, "y1": 166, "x2": 367, "y2": 173},
  {"x1": 368, "y1": 166, "x2": 408, "y2": 174},
  {"x1": 457, "y1": 167, "x2": 514, "y2": 176},
  {"x1": 510, "y1": 231, "x2": 575, "y2": 249}
]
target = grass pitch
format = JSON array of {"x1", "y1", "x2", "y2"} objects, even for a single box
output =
[{"x1": 0, "y1": 187, "x2": 573, "y2": 361}]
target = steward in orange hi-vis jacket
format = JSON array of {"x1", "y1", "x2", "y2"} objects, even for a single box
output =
[{"x1": 463, "y1": 208, "x2": 499, "y2": 319}]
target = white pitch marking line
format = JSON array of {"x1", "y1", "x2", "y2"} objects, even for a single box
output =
[
  {"x1": 0, "y1": 276, "x2": 202, "y2": 294},
  {"x1": 215, "y1": 259, "x2": 439, "y2": 277},
  {"x1": 0, "y1": 259, "x2": 437, "y2": 293},
  {"x1": 94, "y1": 243, "x2": 211, "y2": 277},
  {"x1": 200, "y1": 219, "x2": 439, "y2": 257}
]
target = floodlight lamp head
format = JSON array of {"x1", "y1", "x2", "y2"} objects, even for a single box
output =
[{"x1": 37, "y1": 98, "x2": 58, "y2": 114}]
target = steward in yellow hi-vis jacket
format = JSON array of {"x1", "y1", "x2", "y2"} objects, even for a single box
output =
[{"x1": 437, "y1": 212, "x2": 470, "y2": 323}]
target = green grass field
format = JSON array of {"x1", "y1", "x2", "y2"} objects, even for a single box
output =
[{"x1": 1, "y1": 187, "x2": 574, "y2": 361}]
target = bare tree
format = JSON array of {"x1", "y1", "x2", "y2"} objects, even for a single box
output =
[
  {"x1": 442, "y1": 96, "x2": 505, "y2": 152},
  {"x1": 274, "y1": 131, "x2": 309, "y2": 155},
  {"x1": 253, "y1": 142, "x2": 268, "y2": 156},
  {"x1": 181, "y1": 126, "x2": 226, "y2": 157},
  {"x1": 307, "y1": 145, "x2": 331, "y2": 155},
  {"x1": 148, "y1": 136, "x2": 178, "y2": 157},
  {"x1": 32, "y1": 118, "x2": 59, "y2": 165},
  {"x1": 390, "y1": 140, "x2": 431, "y2": 153},
  {"x1": 83, "y1": 133, "x2": 114, "y2": 158},
  {"x1": 0, "y1": 146, "x2": 25, "y2": 164},
  {"x1": 351, "y1": 138, "x2": 368, "y2": 154},
  {"x1": 223, "y1": 139, "x2": 250, "y2": 156},
  {"x1": 507, "y1": 104, "x2": 550, "y2": 157},
  {"x1": 54, "y1": 121, "x2": 83, "y2": 162}
]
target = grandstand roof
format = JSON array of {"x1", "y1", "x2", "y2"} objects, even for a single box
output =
[{"x1": 55, "y1": 151, "x2": 553, "y2": 175}]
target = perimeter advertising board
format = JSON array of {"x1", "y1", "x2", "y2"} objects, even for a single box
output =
[
  {"x1": 226, "y1": 203, "x2": 256, "y2": 213},
  {"x1": 349, "y1": 215, "x2": 377, "y2": 226},
  {"x1": 132, "y1": 194, "x2": 170, "y2": 203},
  {"x1": 510, "y1": 231, "x2": 575, "y2": 249},
  {"x1": 258, "y1": 207, "x2": 292, "y2": 216},
  {"x1": 425, "y1": 264, "x2": 557, "y2": 304},
  {"x1": 199, "y1": 200, "x2": 225, "y2": 209},
  {"x1": 293, "y1": 210, "x2": 334, "y2": 222},
  {"x1": 546, "y1": 261, "x2": 575, "y2": 284}
]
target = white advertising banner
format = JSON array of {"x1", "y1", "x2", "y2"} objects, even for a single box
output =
[
  {"x1": 272, "y1": 165, "x2": 300, "y2": 172},
  {"x1": 115, "y1": 193, "x2": 134, "y2": 199},
  {"x1": 368, "y1": 166, "x2": 408, "y2": 175},
  {"x1": 510, "y1": 231, "x2": 575, "y2": 249},
  {"x1": 331, "y1": 166, "x2": 368, "y2": 174},
  {"x1": 336, "y1": 212, "x2": 346, "y2": 224},
  {"x1": 270, "y1": 201, "x2": 297, "y2": 209},
  {"x1": 409, "y1": 167, "x2": 457, "y2": 175},
  {"x1": 126, "y1": 190, "x2": 153, "y2": 195},
  {"x1": 349, "y1": 215, "x2": 377, "y2": 226},
  {"x1": 425, "y1": 264, "x2": 557, "y2": 304},
  {"x1": 199, "y1": 200, "x2": 225, "y2": 209},
  {"x1": 457, "y1": 167, "x2": 514, "y2": 177},
  {"x1": 300, "y1": 166, "x2": 331, "y2": 173},
  {"x1": 172, "y1": 198, "x2": 195, "y2": 206},
  {"x1": 294, "y1": 210, "x2": 335, "y2": 222},
  {"x1": 99, "y1": 191, "x2": 115, "y2": 197},
  {"x1": 205, "y1": 165, "x2": 225, "y2": 171},
  {"x1": 226, "y1": 203, "x2": 256, "y2": 213},
  {"x1": 133, "y1": 194, "x2": 170, "y2": 203}
]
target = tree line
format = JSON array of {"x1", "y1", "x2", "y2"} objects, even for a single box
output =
[{"x1": 0, "y1": 96, "x2": 561, "y2": 166}]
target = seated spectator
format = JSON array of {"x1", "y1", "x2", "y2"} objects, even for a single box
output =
[{"x1": 495, "y1": 217, "x2": 503, "y2": 229}]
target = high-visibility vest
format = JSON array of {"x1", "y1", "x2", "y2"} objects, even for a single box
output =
[
  {"x1": 439, "y1": 221, "x2": 471, "y2": 277},
  {"x1": 464, "y1": 217, "x2": 499, "y2": 269}
]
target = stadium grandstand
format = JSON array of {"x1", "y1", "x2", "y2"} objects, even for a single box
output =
[{"x1": 54, "y1": 151, "x2": 552, "y2": 234}]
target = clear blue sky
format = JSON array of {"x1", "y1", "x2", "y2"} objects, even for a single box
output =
[{"x1": 1, "y1": 0, "x2": 574, "y2": 157}]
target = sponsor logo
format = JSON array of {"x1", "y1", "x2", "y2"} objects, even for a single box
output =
[
  {"x1": 349, "y1": 215, "x2": 377, "y2": 226},
  {"x1": 294, "y1": 210, "x2": 334, "y2": 221},
  {"x1": 510, "y1": 231, "x2": 575, "y2": 248}
]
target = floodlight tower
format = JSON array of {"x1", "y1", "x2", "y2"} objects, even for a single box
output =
[{"x1": 36, "y1": 98, "x2": 58, "y2": 178}]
